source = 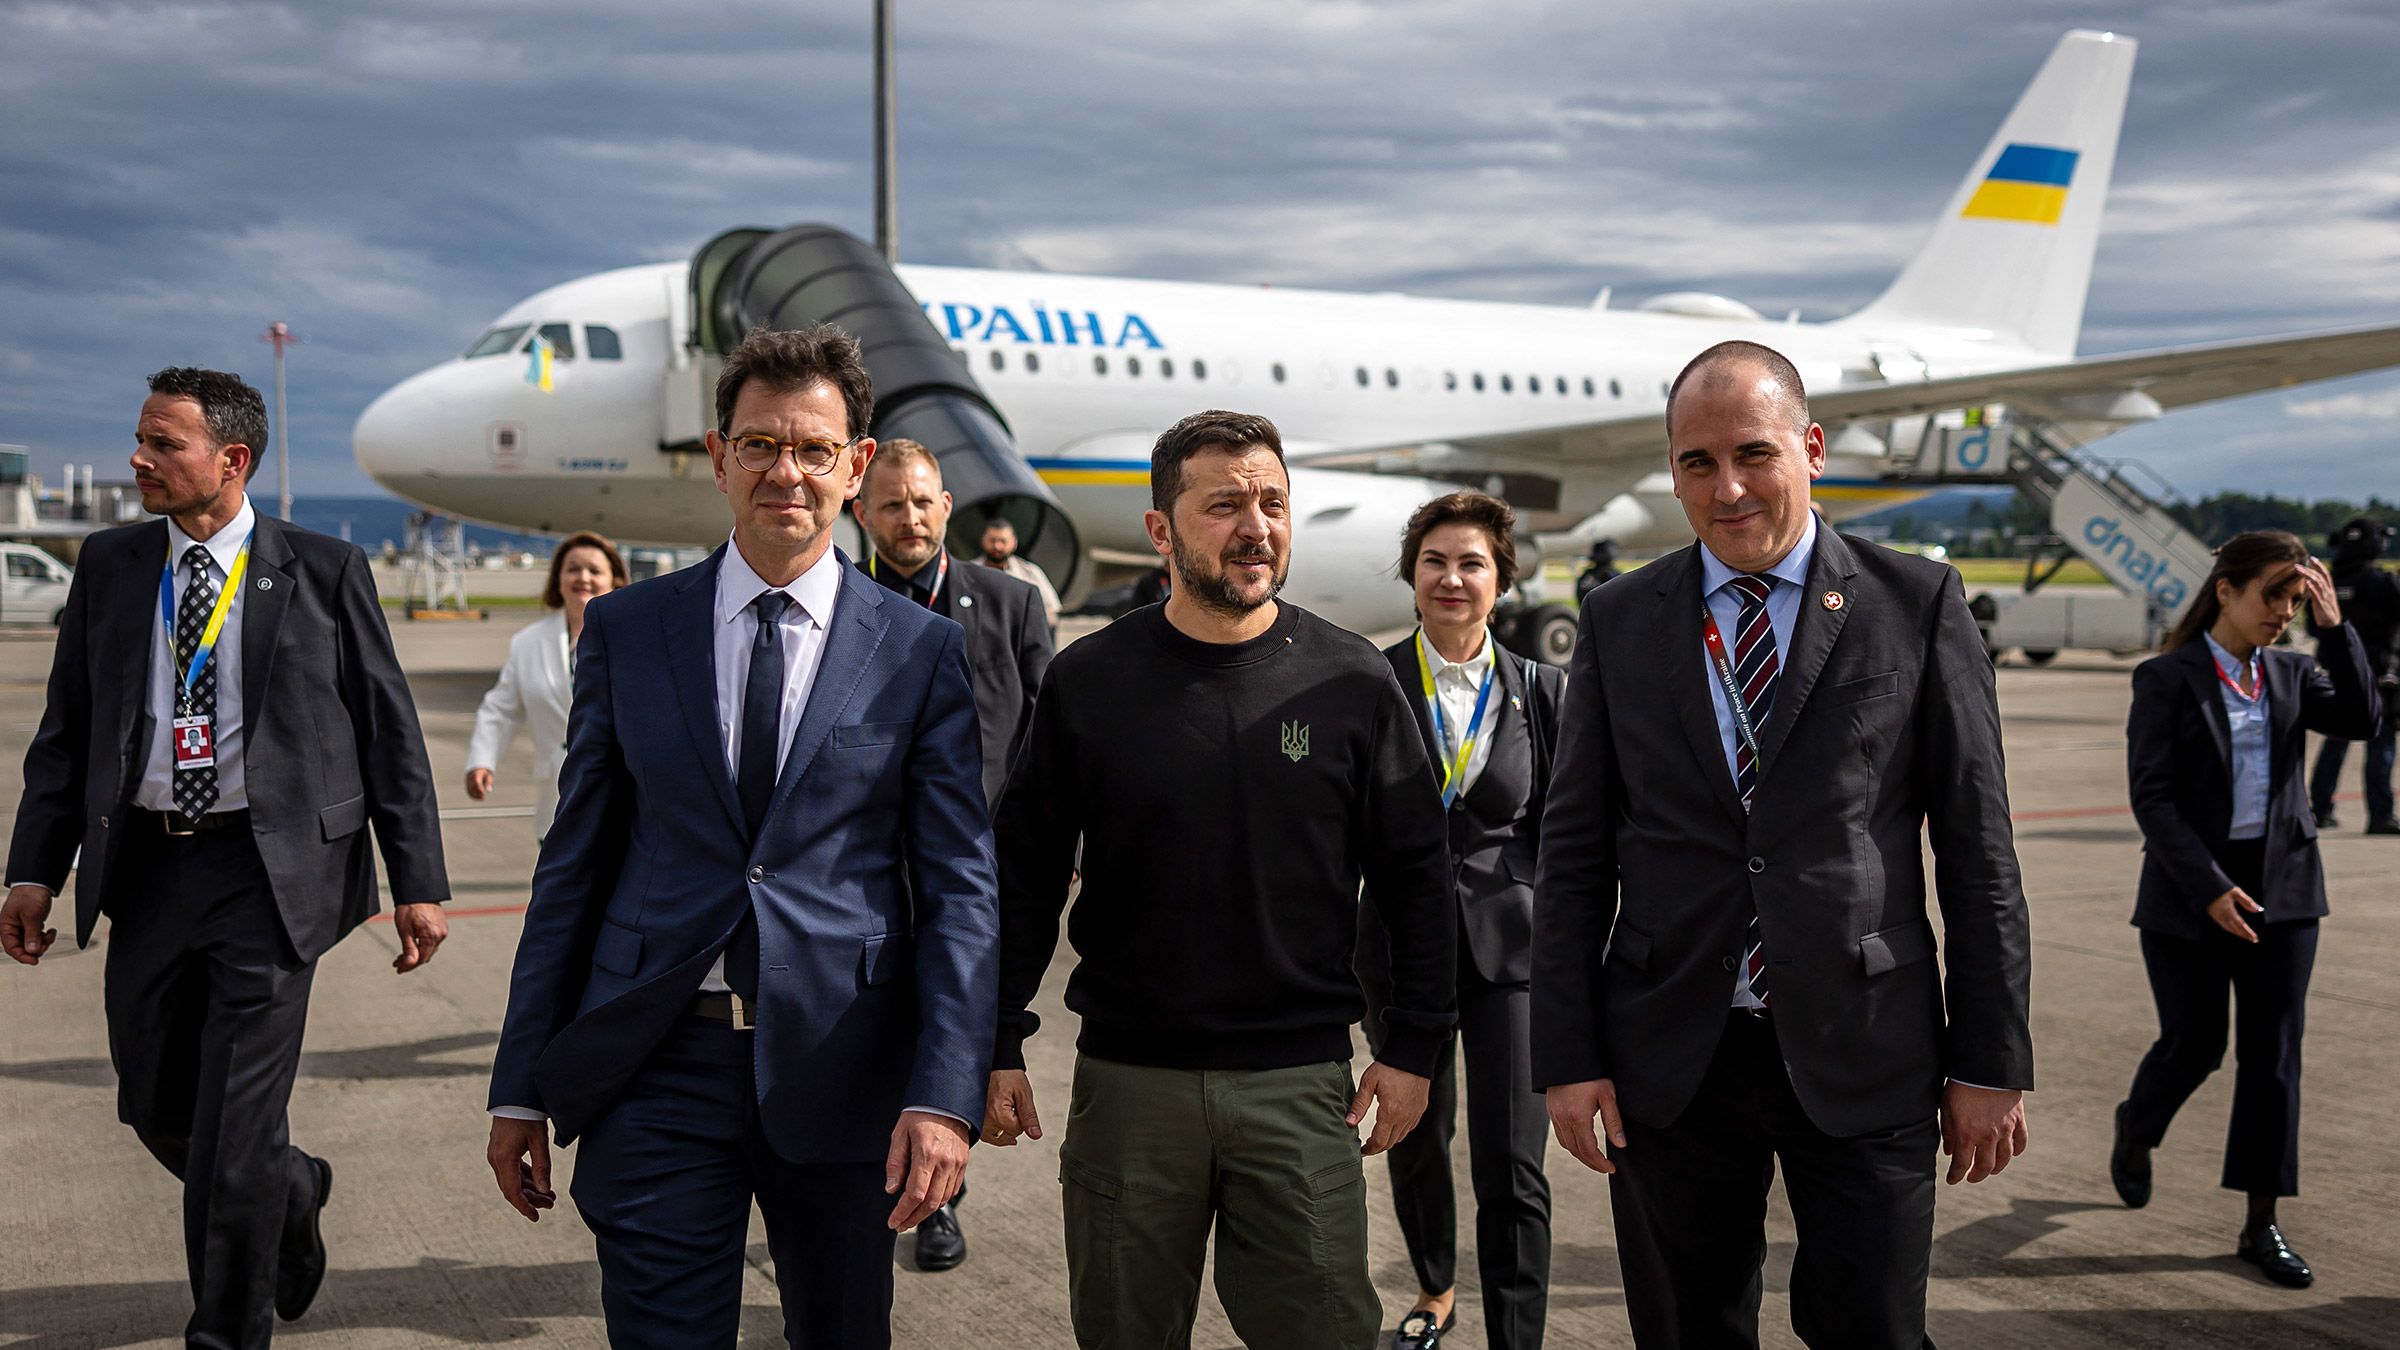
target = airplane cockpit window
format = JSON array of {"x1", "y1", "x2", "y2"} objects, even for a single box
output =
[
  {"x1": 1192, "y1": 359, "x2": 1208, "y2": 381},
  {"x1": 524, "y1": 323, "x2": 576, "y2": 360},
  {"x1": 1271, "y1": 363, "x2": 1287, "y2": 384},
  {"x1": 465, "y1": 325, "x2": 531, "y2": 358},
  {"x1": 586, "y1": 326, "x2": 624, "y2": 360}
]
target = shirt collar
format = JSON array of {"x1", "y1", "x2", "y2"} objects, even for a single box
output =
[
  {"x1": 165, "y1": 494, "x2": 256, "y2": 576},
  {"x1": 1417, "y1": 626, "x2": 1495, "y2": 682},
  {"x1": 2203, "y1": 632, "x2": 2262, "y2": 684},
  {"x1": 871, "y1": 548, "x2": 945, "y2": 600},
  {"x1": 716, "y1": 534, "x2": 839, "y2": 630},
  {"x1": 1699, "y1": 509, "x2": 1818, "y2": 599}
]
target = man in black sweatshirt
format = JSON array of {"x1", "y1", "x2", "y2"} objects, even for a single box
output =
[{"x1": 982, "y1": 410, "x2": 1457, "y2": 1350}]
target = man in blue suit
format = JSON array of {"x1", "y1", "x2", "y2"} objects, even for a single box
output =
[{"x1": 485, "y1": 325, "x2": 999, "y2": 1348}]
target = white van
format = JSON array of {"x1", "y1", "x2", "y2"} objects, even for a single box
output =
[{"x1": 0, "y1": 542, "x2": 73, "y2": 626}]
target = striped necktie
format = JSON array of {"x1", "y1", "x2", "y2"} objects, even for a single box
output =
[{"x1": 1726, "y1": 573, "x2": 1778, "y2": 1006}]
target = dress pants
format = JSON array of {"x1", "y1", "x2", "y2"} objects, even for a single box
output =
[
  {"x1": 2308, "y1": 712, "x2": 2396, "y2": 824},
  {"x1": 1608, "y1": 1011, "x2": 1938, "y2": 1350},
  {"x1": 1367, "y1": 964, "x2": 1553, "y2": 1350},
  {"x1": 2122, "y1": 839, "x2": 2316, "y2": 1197},
  {"x1": 102, "y1": 824, "x2": 320, "y2": 1350},
  {"x1": 569, "y1": 1016, "x2": 897, "y2": 1349}
]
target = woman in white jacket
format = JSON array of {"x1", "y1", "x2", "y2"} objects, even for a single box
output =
[{"x1": 465, "y1": 532, "x2": 627, "y2": 839}]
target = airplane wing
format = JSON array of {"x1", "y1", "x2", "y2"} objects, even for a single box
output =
[{"x1": 1296, "y1": 321, "x2": 2400, "y2": 475}]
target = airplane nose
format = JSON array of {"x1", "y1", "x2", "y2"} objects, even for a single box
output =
[{"x1": 353, "y1": 364, "x2": 466, "y2": 492}]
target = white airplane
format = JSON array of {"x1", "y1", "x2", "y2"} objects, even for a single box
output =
[{"x1": 355, "y1": 29, "x2": 2400, "y2": 644}]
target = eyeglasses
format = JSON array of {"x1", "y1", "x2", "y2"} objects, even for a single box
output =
[{"x1": 724, "y1": 433, "x2": 858, "y2": 476}]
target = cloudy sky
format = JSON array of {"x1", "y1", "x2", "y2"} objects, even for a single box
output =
[{"x1": 2, "y1": 0, "x2": 2395, "y2": 500}]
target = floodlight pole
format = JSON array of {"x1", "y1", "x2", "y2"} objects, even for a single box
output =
[
  {"x1": 873, "y1": 0, "x2": 899, "y2": 264},
  {"x1": 263, "y1": 321, "x2": 296, "y2": 519}
]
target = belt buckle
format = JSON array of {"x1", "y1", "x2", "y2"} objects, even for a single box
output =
[
  {"x1": 732, "y1": 995, "x2": 756, "y2": 1031},
  {"x1": 162, "y1": 811, "x2": 197, "y2": 837}
]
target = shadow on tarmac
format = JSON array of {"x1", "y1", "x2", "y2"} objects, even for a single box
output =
[{"x1": 0, "y1": 1032, "x2": 502, "y2": 1090}]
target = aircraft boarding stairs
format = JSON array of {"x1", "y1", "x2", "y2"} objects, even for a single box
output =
[{"x1": 1890, "y1": 413, "x2": 2215, "y2": 655}]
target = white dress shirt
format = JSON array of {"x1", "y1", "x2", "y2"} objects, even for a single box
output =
[
  {"x1": 138, "y1": 495, "x2": 257, "y2": 813},
  {"x1": 1417, "y1": 627, "x2": 1501, "y2": 802},
  {"x1": 699, "y1": 537, "x2": 843, "y2": 992},
  {"x1": 1696, "y1": 511, "x2": 1816, "y2": 784}
]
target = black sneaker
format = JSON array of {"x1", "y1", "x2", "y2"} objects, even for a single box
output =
[
  {"x1": 2237, "y1": 1223, "x2": 2313, "y2": 1288},
  {"x1": 914, "y1": 1200, "x2": 966, "y2": 1272},
  {"x1": 2109, "y1": 1102, "x2": 2151, "y2": 1209}
]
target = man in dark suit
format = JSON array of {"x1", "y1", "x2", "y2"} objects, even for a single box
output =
[
  {"x1": 485, "y1": 325, "x2": 997, "y2": 1348},
  {"x1": 3, "y1": 367, "x2": 451, "y2": 1350},
  {"x1": 1534, "y1": 341, "x2": 2034, "y2": 1349},
  {"x1": 851, "y1": 435, "x2": 1051, "y2": 1269},
  {"x1": 854, "y1": 438, "x2": 1053, "y2": 807}
]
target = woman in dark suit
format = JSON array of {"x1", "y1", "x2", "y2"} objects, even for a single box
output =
[
  {"x1": 1359, "y1": 492, "x2": 1563, "y2": 1350},
  {"x1": 2115, "y1": 530, "x2": 2378, "y2": 1289}
]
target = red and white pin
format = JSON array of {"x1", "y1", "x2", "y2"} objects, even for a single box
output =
[{"x1": 1821, "y1": 591, "x2": 1846, "y2": 612}]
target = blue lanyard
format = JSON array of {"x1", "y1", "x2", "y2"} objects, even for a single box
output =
[
  {"x1": 158, "y1": 531, "x2": 253, "y2": 704},
  {"x1": 1418, "y1": 631, "x2": 1498, "y2": 808}
]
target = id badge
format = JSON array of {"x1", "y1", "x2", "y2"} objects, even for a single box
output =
[{"x1": 172, "y1": 714, "x2": 216, "y2": 770}]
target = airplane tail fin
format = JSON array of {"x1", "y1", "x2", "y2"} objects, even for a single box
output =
[{"x1": 1847, "y1": 30, "x2": 2135, "y2": 357}]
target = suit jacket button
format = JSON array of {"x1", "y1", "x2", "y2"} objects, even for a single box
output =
[
  {"x1": 747, "y1": 866, "x2": 764, "y2": 884},
  {"x1": 99, "y1": 815, "x2": 110, "y2": 829},
  {"x1": 1748, "y1": 857, "x2": 1765, "y2": 873},
  {"x1": 1722, "y1": 955, "x2": 1739, "y2": 971}
]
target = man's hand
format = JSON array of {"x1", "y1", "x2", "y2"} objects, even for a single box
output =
[
  {"x1": 464, "y1": 768, "x2": 494, "y2": 800},
  {"x1": 1546, "y1": 1078, "x2": 1626, "y2": 1174},
  {"x1": 2208, "y1": 887, "x2": 2264, "y2": 944},
  {"x1": 1348, "y1": 1061, "x2": 1431, "y2": 1156},
  {"x1": 982, "y1": 1069, "x2": 1042, "y2": 1146},
  {"x1": 1, "y1": 885, "x2": 57, "y2": 966},
  {"x1": 1940, "y1": 1083, "x2": 2028, "y2": 1185},
  {"x1": 392, "y1": 903, "x2": 449, "y2": 972},
  {"x1": 487, "y1": 1116, "x2": 556, "y2": 1221},
  {"x1": 885, "y1": 1109, "x2": 970, "y2": 1231}
]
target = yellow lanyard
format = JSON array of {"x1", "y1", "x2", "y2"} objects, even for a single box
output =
[
  {"x1": 159, "y1": 533, "x2": 252, "y2": 706},
  {"x1": 1416, "y1": 629, "x2": 1497, "y2": 808}
]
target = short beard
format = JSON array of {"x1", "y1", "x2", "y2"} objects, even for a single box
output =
[{"x1": 1169, "y1": 528, "x2": 1285, "y2": 616}]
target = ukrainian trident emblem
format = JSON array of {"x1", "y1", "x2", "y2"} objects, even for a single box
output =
[{"x1": 1280, "y1": 720, "x2": 1310, "y2": 763}]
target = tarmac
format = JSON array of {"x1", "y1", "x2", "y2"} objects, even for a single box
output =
[{"x1": 2, "y1": 612, "x2": 2396, "y2": 1349}]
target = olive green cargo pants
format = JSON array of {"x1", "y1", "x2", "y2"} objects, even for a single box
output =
[{"x1": 1058, "y1": 1054, "x2": 1382, "y2": 1350}]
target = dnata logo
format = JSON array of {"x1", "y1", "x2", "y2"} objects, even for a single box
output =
[
  {"x1": 922, "y1": 301, "x2": 1163, "y2": 350},
  {"x1": 2083, "y1": 513, "x2": 2191, "y2": 610},
  {"x1": 1961, "y1": 143, "x2": 2079, "y2": 226}
]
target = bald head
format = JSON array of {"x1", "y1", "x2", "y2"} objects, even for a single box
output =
[
  {"x1": 853, "y1": 437, "x2": 952, "y2": 574},
  {"x1": 1665, "y1": 340, "x2": 1810, "y2": 441},
  {"x1": 863, "y1": 436, "x2": 942, "y2": 493}
]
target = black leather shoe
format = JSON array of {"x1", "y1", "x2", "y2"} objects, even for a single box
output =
[
  {"x1": 2366, "y1": 818, "x2": 2400, "y2": 836},
  {"x1": 2109, "y1": 1102, "x2": 2151, "y2": 1209},
  {"x1": 2316, "y1": 808, "x2": 2340, "y2": 830},
  {"x1": 915, "y1": 1201, "x2": 966, "y2": 1272},
  {"x1": 2237, "y1": 1223, "x2": 2313, "y2": 1288},
  {"x1": 1393, "y1": 1308, "x2": 1455, "y2": 1349},
  {"x1": 276, "y1": 1155, "x2": 332, "y2": 1320}
]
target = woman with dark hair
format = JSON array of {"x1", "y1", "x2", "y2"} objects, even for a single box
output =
[
  {"x1": 1358, "y1": 491, "x2": 1562, "y2": 1350},
  {"x1": 465, "y1": 531, "x2": 628, "y2": 839},
  {"x1": 2113, "y1": 530, "x2": 2378, "y2": 1289}
]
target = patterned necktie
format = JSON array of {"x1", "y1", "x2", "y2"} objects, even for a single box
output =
[
  {"x1": 1726, "y1": 574, "x2": 1779, "y2": 1006},
  {"x1": 172, "y1": 544, "x2": 220, "y2": 820},
  {"x1": 727, "y1": 589, "x2": 791, "y2": 1001}
]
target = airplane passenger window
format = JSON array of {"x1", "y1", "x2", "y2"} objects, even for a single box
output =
[
  {"x1": 1610, "y1": 379, "x2": 1622, "y2": 398},
  {"x1": 1582, "y1": 377, "x2": 1596, "y2": 397},
  {"x1": 1094, "y1": 355, "x2": 1109, "y2": 375},
  {"x1": 1556, "y1": 377, "x2": 1568, "y2": 395},
  {"x1": 530, "y1": 323, "x2": 575, "y2": 360},
  {"x1": 1500, "y1": 374, "x2": 1513, "y2": 393},
  {"x1": 1272, "y1": 363, "x2": 1287, "y2": 384},
  {"x1": 1355, "y1": 367, "x2": 1370, "y2": 388},
  {"x1": 1528, "y1": 375, "x2": 1540, "y2": 395},
  {"x1": 1473, "y1": 373, "x2": 1486, "y2": 392},
  {"x1": 1384, "y1": 368, "x2": 1399, "y2": 389},
  {"x1": 1160, "y1": 358, "x2": 1174, "y2": 379},
  {"x1": 1192, "y1": 359, "x2": 1208, "y2": 381},
  {"x1": 1024, "y1": 352, "x2": 1041, "y2": 373},
  {"x1": 1444, "y1": 372, "x2": 1457, "y2": 391},
  {"x1": 467, "y1": 325, "x2": 531, "y2": 359},
  {"x1": 990, "y1": 350, "x2": 1006, "y2": 372},
  {"x1": 1127, "y1": 356, "x2": 1142, "y2": 377},
  {"x1": 585, "y1": 326, "x2": 624, "y2": 360}
]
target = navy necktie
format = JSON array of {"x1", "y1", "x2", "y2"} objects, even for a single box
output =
[{"x1": 728, "y1": 590, "x2": 789, "y2": 1002}]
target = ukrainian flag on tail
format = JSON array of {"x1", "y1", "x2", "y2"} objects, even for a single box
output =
[
  {"x1": 525, "y1": 336, "x2": 555, "y2": 392},
  {"x1": 1960, "y1": 143, "x2": 2079, "y2": 225}
]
